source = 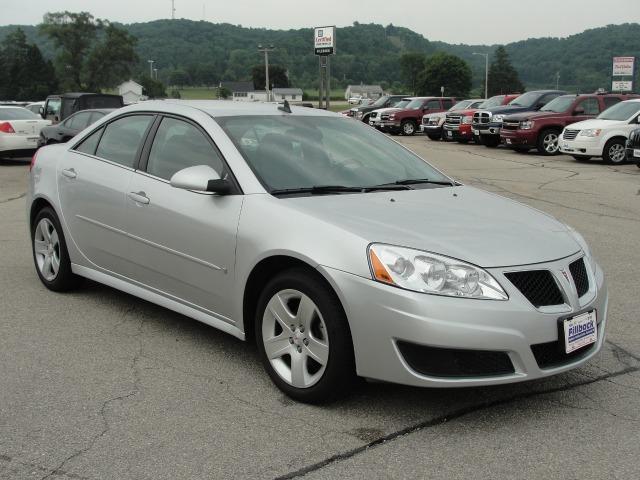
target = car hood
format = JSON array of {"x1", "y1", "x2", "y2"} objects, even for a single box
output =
[
  {"x1": 483, "y1": 105, "x2": 533, "y2": 115},
  {"x1": 284, "y1": 186, "x2": 580, "y2": 268},
  {"x1": 564, "y1": 118, "x2": 626, "y2": 130},
  {"x1": 450, "y1": 108, "x2": 479, "y2": 117},
  {"x1": 373, "y1": 107, "x2": 402, "y2": 115},
  {"x1": 425, "y1": 111, "x2": 447, "y2": 120},
  {"x1": 504, "y1": 111, "x2": 567, "y2": 122}
]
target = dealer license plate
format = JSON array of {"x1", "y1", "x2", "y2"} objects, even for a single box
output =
[
  {"x1": 447, "y1": 131, "x2": 452, "y2": 137},
  {"x1": 505, "y1": 138, "x2": 512, "y2": 144},
  {"x1": 562, "y1": 310, "x2": 597, "y2": 354},
  {"x1": 473, "y1": 129, "x2": 479, "y2": 135},
  {"x1": 634, "y1": 149, "x2": 640, "y2": 158}
]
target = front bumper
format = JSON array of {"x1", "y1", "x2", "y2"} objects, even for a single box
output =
[
  {"x1": 472, "y1": 122, "x2": 502, "y2": 137},
  {"x1": 420, "y1": 125, "x2": 442, "y2": 135},
  {"x1": 500, "y1": 128, "x2": 537, "y2": 147},
  {"x1": 443, "y1": 124, "x2": 473, "y2": 140},
  {"x1": 321, "y1": 253, "x2": 608, "y2": 388},
  {"x1": 559, "y1": 137, "x2": 602, "y2": 157}
]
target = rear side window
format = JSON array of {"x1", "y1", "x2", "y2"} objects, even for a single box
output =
[
  {"x1": 95, "y1": 115, "x2": 153, "y2": 168},
  {"x1": 75, "y1": 128, "x2": 103, "y2": 156},
  {"x1": 577, "y1": 98, "x2": 599, "y2": 115},
  {"x1": 425, "y1": 100, "x2": 440, "y2": 110},
  {"x1": 442, "y1": 99, "x2": 454, "y2": 109},
  {"x1": 603, "y1": 97, "x2": 622, "y2": 108},
  {"x1": 146, "y1": 117, "x2": 224, "y2": 180}
]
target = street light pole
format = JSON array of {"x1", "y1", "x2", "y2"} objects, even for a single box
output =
[
  {"x1": 258, "y1": 45, "x2": 275, "y2": 102},
  {"x1": 153, "y1": 68, "x2": 158, "y2": 80},
  {"x1": 473, "y1": 52, "x2": 489, "y2": 99},
  {"x1": 148, "y1": 59, "x2": 154, "y2": 79}
]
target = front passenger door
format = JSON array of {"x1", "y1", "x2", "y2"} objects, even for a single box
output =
[{"x1": 124, "y1": 116, "x2": 243, "y2": 321}]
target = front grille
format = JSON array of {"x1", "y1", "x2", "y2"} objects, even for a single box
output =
[
  {"x1": 531, "y1": 338, "x2": 596, "y2": 369},
  {"x1": 569, "y1": 258, "x2": 589, "y2": 297},
  {"x1": 370, "y1": 112, "x2": 378, "y2": 119},
  {"x1": 502, "y1": 121, "x2": 520, "y2": 130},
  {"x1": 397, "y1": 341, "x2": 514, "y2": 378},
  {"x1": 504, "y1": 270, "x2": 564, "y2": 308},
  {"x1": 563, "y1": 129, "x2": 579, "y2": 140},
  {"x1": 381, "y1": 113, "x2": 390, "y2": 120},
  {"x1": 445, "y1": 114, "x2": 461, "y2": 125},
  {"x1": 473, "y1": 111, "x2": 491, "y2": 125},
  {"x1": 422, "y1": 116, "x2": 430, "y2": 125},
  {"x1": 628, "y1": 128, "x2": 640, "y2": 147}
]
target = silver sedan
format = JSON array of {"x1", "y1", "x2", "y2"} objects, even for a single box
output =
[{"x1": 27, "y1": 100, "x2": 607, "y2": 403}]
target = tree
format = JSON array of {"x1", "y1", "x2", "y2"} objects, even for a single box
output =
[
  {"x1": 251, "y1": 64, "x2": 289, "y2": 90},
  {"x1": 140, "y1": 75, "x2": 167, "y2": 99},
  {"x1": 417, "y1": 52, "x2": 472, "y2": 98},
  {"x1": 487, "y1": 46, "x2": 525, "y2": 96},
  {"x1": 218, "y1": 86, "x2": 232, "y2": 99},
  {"x1": 168, "y1": 69, "x2": 190, "y2": 87},
  {"x1": 399, "y1": 52, "x2": 427, "y2": 95},
  {"x1": 85, "y1": 24, "x2": 138, "y2": 91},
  {"x1": 0, "y1": 28, "x2": 57, "y2": 100}
]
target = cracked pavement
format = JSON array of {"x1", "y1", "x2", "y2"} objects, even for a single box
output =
[{"x1": 1, "y1": 141, "x2": 640, "y2": 479}]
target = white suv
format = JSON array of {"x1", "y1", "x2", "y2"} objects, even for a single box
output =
[{"x1": 559, "y1": 99, "x2": 640, "y2": 163}]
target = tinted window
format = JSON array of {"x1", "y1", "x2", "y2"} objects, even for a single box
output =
[
  {"x1": 66, "y1": 111, "x2": 93, "y2": 130},
  {"x1": 598, "y1": 101, "x2": 640, "y2": 121},
  {"x1": 577, "y1": 98, "x2": 599, "y2": 115},
  {"x1": 0, "y1": 108, "x2": 39, "y2": 120},
  {"x1": 147, "y1": 117, "x2": 224, "y2": 180},
  {"x1": 425, "y1": 100, "x2": 440, "y2": 110},
  {"x1": 95, "y1": 115, "x2": 153, "y2": 168},
  {"x1": 603, "y1": 97, "x2": 622, "y2": 108},
  {"x1": 442, "y1": 99, "x2": 454, "y2": 109},
  {"x1": 83, "y1": 96, "x2": 122, "y2": 109},
  {"x1": 75, "y1": 128, "x2": 103, "y2": 156}
]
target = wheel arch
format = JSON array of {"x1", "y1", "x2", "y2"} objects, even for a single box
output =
[{"x1": 29, "y1": 195, "x2": 58, "y2": 233}]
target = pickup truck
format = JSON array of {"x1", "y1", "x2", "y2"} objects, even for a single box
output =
[
  {"x1": 350, "y1": 95, "x2": 409, "y2": 123},
  {"x1": 369, "y1": 98, "x2": 412, "y2": 130},
  {"x1": 443, "y1": 94, "x2": 519, "y2": 143},
  {"x1": 378, "y1": 97, "x2": 456, "y2": 136},
  {"x1": 500, "y1": 93, "x2": 634, "y2": 155},
  {"x1": 472, "y1": 90, "x2": 567, "y2": 147},
  {"x1": 422, "y1": 99, "x2": 484, "y2": 140}
]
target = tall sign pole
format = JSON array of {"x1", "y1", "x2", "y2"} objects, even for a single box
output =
[{"x1": 314, "y1": 26, "x2": 336, "y2": 110}]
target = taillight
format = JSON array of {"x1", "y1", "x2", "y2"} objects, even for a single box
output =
[
  {"x1": 30, "y1": 149, "x2": 39, "y2": 172},
  {"x1": 0, "y1": 122, "x2": 15, "y2": 133}
]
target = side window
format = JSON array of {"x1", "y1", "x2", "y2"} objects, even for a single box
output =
[
  {"x1": 577, "y1": 98, "x2": 599, "y2": 115},
  {"x1": 89, "y1": 111, "x2": 105, "y2": 125},
  {"x1": 75, "y1": 127, "x2": 104, "y2": 156},
  {"x1": 539, "y1": 93, "x2": 560, "y2": 106},
  {"x1": 45, "y1": 98, "x2": 61, "y2": 116},
  {"x1": 66, "y1": 111, "x2": 92, "y2": 130},
  {"x1": 95, "y1": 115, "x2": 153, "y2": 168},
  {"x1": 146, "y1": 117, "x2": 224, "y2": 180},
  {"x1": 603, "y1": 97, "x2": 622, "y2": 109},
  {"x1": 425, "y1": 100, "x2": 440, "y2": 110},
  {"x1": 442, "y1": 99, "x2": 454, "y2": 109}
]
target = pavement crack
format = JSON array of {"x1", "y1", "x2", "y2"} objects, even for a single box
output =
[
  {"x1": 273, "y1": 365, "x2": 638, "y2": 479},
  {"x1": 0, "y1": 192, "x2": 26, "y2": 204}
]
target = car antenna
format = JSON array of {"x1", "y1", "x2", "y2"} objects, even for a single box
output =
[{"x1": 278, "y1": 99, "x2": 292, "y2": 114}]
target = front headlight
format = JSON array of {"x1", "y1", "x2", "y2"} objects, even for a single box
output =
[
  {"x1": 356, "y1": 111, "x2": 363, "y2": 119},
  {"x1": 462, "y1": 115, "x2": 472, "y2": 124},
  {"x1": 520, "y1": 120, "x2": 534, "y2": 130},
  {"x1": 368, "y1": 244, "x2": 508, "y2": 300},
  {"x1": 579, "y1": 129, "x2": 601, "y2": 137},
  {"x1": 389, "y1": 114, "x2": 396, "y2": 120},
  {"x1": 493, "y1": 114, "x2": 505, "y2": 123}
]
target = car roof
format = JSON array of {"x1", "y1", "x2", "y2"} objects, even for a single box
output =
[
  {"x1": 69, "y1": 108, "x2": 117, "y2": 114},
  {"x1": 119, "y1": 100, "x2": 339, "y2": 118}
]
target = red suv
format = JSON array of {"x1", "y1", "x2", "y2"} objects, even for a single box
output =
[
  {"x1": 500, "y1": 93, "x2": 637, "y2": 155},
  {"x1": 443, "y1": 94, "x2": 519, "y2": 143},
  {"x1": 378, "y1": 97, "x2": 456, "y2": 136}
]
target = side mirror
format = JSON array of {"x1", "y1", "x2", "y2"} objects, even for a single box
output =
[
  {"x1": 39, "y1": 107, "x2": 44, "y2": 117},
  {"x1": 170, "y1": 165, "x2": 231, "y2": 194},
  {"x1": 573, "y1": 108, "x2": 585, "y2": 115}
]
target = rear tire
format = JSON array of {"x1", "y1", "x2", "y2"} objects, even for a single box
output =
[
  {"x1": 536, "y1": 129, "x2": 561, "y2": 156},
  {"x1": 255, "y1": 268, "x2": 355, "y2": 403},
  {"x1": 602, "y1": 138, "x2": 627, "y2": 164},
  {"x1": 31, "y1": 207, "x2": 82, "y2": 292},
  {"x1": 481, "y1": 135, "x2": 499, "y2": 148}
]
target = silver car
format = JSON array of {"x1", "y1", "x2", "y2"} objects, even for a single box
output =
[{"x1": 27, "y1": 100, "x2": 607, "y2": 403}]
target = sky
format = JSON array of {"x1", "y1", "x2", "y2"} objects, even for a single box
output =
[{"x1": 2, "y1": 0, "x2": 640, "y2": 45}]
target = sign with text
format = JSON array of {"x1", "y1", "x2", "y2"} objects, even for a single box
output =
[
  {"x1": 612, "y1": 80, "x2": 633, "y2": 92},
  {"x1": 612, "y1": 57, "x2": 635, "y2": 77},
  {"x1": 314, "y1": 26, "x2": 336, "y2": 55}
]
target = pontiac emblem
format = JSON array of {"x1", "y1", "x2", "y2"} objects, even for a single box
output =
[{"x1": 560, "y1": 269, "x2": 570, "y2": 283}]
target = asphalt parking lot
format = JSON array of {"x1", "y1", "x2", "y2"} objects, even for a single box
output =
[{"x1": 1, "y1": 141, "x2": 640, "y2": 480}]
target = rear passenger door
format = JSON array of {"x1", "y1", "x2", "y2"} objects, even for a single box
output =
[
  {"x1": 123, "y1": 115, "x2": 244, "y2": 320},
  {"x1": 58, "y1": 114, "x2": 155, "y2": 276}
]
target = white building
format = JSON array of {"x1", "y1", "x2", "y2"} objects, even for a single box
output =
[
  {"x1": 118, "y1": 80, "x2": 148, "y2": 104},
  {"x1": 233, "y1": 88, "x2": 304, "y2": 102},
  {"x1": 345, "y1": 84, "x2": 383, "y2": 100}
]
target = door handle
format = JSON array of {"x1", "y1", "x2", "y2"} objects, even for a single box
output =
[
  {"x1": 61, "y1": 168, "x2": 77, "y2": 179},
  {"x1": 128, "y1": 191, "x2": 150, "y2": 205}
]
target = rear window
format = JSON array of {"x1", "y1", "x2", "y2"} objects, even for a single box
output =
[
  {"x1": 0, "y1": 108, "x2": 39, "y2": 120},
  {"x1": 82, "y1": 96, "x2": 123, "y2": 109}
]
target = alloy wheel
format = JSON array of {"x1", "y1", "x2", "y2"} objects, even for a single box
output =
[
  {"x1": 608, "y1": 143, "x2": 626, "y2": 163},
  {"x1": 262, "y1": 289, "x2": 329, "y2": 388},
  {"x1": 403, "y1": 122, "x2": 415, "y2": 135},
  {"x1": 543, "y1": 132, "x2": 559, "y2": 154},
  {"x1": 34, "y1": 218, "x2": 61, "y2": 281}
]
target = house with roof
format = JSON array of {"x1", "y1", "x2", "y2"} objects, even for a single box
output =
[
  {"x1": 345, "y1": 84, "x2": 384, "y2": 100},
  {"x1": 219, "y1": 81, "x2": 255, "y2": 101},
  {"x1": 118, "y1": 80, "x2": 148, "y2": 104},
  {"x1": 230, "y1": 86, "x2": 304, "y2": 102}
]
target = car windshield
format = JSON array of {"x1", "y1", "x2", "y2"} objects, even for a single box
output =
[
  {"x1": 450, "y1": 100, "x2": 473, "y2": 111},
  {"x1": 405, "y1": 99, "x2": 425, "y2": 110},
  {"x1": 541, "y1": 95, "x2": 576, "y2": 113},
  {"x1": 391, "y1": 100, "x2": 410, "y2": 109},
  {"x1": 216, "y1": 115, "x2": 452, "y2": 192},
  {"x1": 371, "y1": 96, "x2": 389, "y2": 108},
  {"x1": 0, "y1": 107, "x2": 39, "y2": 120},
  {"x1": 479, "y1": 96, "x2": 505, "y2": 109},
  {"x1": 597, "y1": 101, "x2": 640, "y2": 121},
  {"x1": 509, "y1": 92, "x2": 540, "y2": 107}
]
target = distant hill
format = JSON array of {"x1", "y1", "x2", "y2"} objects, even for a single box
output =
[{"x1": 1, "y1": 20, "x2": 638, "y2": 93}]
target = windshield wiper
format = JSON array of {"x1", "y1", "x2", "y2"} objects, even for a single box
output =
[
  {"x1": 389, "y1": 178, "x2": 456, "y2": 186},
  {"x1": 271, "y1": 184, "x2": 412, "y2": 196}
]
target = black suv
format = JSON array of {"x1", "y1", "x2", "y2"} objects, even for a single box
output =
[
  {"x1": 350, "y1": 95, "x2": 409, "y2": 123},
  {"x1": 42, "y1": 93, "x2": 123, "y2": 124},
  {"x1": 472, "y1": 90, "x2": 567, "y2": 147},
  {"x1": 626, "y1": 128, "x2": 640, "y2": 167}
]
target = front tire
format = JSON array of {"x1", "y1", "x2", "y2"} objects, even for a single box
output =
[
  {"x1": 401, "y1": 120, "x2": 417, "y2": 136},
  {"x1": 536, "y1": 129, "x2": 561, "y2": 156},
  {"x1": 255, "y1": 269, "x2": 355, "y2": 403},
  {"x1": 32, "y1": 207, "x2": 82, "y2": 291},
  {"x1": 603, "y1": 138, "x2": 627, "y2": 164}
]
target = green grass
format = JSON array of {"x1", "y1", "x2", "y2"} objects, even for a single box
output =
[{"x1": 176, "y1": 87, "x2": 219, "y2": 99}]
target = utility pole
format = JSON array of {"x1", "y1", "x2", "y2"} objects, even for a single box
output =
[
  {"x1": 556, "y1": 71, "x2": 560, "y2": 90},
  {"x1": 153, "y1": 68, "x2": 158, "y2": 80},
  {"x1": 258, "y1": 44, "x2": 275, "y2": 102},
  {"x1": 171, "y1": 0, "x2": 176, "y2": 19},
  {"x1": 148, "y1": 59, "x2": 154, "y2": 78},
  {"x1": 473, "y1": 52, "x2": 489, "y2": 99}
]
